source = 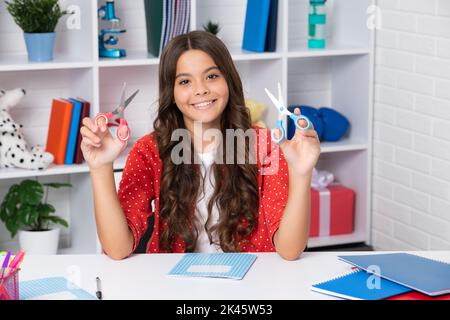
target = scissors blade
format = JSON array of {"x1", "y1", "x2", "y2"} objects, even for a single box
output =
[
  {"x1": 123, "y1": 89, "x2": 139, "y2": 108},
  {"x1": 264, "y1": 88, "x2": 287, "y2": 115},
  {"x1": 277, "y1": 82, "x2": 285, "y2": 107},
  {"x1": 118, "y1": 82, "x2": 126, "y2": 108}
]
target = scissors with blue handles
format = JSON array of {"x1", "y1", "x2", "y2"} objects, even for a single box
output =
[
  {"x1": 264, "y1": 82, "x2": 312, "y2": 144},
  {"x1": 95, "y1": 82, "x2": 139, "y2": 142}
]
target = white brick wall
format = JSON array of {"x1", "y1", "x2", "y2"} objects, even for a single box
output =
[{"x1": 373, "y1": 0, "x2": 450, "y2": 250}]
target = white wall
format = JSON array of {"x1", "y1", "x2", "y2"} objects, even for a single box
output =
[{"x1": 372, "y1": 0, "x2": 450, "y2": 250}]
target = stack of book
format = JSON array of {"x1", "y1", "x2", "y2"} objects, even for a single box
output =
[
  {"x1": 45, "y1": 98, "x2": 91, "y2": 165},
  {"x1": 311, "y1": 253, "x2": 450, "y2": 300},
  {"x1": 242, "y1": 0, "x2": 278, "y2": 53},
  {"x1": 144, "y1": 0, "x2": 191, "y2": 57}
]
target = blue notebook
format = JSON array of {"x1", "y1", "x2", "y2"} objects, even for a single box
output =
[
  {"x1": 168, "y1": 253, "x2": 257, "y2": 280},
  {"x1": 338, "y1": 253, "x2": 450, "y2": 296},
  {"x1": 312, "y1": 270, "x2": 412, "y2": 300},
  {"x1": 20, "y1": 277, "x2": 96, "y2": 300},
  {"x1": 264, "y1": 0, "x2": 278, "y2": 52},
  {"x1": 64, "y1": 98, "x2": 83, "y2": 164},
  {"x1": 242, "y1": 0, "x2": 271, "y2": 52}
]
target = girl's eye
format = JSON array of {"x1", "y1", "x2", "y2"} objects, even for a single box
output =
[
  {"x1": 207, "y1": 74, "x2": 219, "y2": 80},
  {"x1": 179, "y1": 79, "x2": 190, "y2": 85}
]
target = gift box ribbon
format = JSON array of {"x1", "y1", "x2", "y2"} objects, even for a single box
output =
[{"x1": 317, "y1": 187, "x2": 331, "y2": 236}]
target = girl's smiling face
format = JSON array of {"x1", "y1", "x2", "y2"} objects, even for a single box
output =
[{"x1": 174, "y1": 49, "x2": 229, "y2": 131}]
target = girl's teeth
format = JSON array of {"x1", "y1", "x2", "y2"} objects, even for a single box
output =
[{"x1": 194, "y1": 100, "x2": 214, "y2": 108}]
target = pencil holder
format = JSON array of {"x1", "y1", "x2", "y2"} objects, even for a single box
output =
[{"x1": 0, "y1": 269, "x2": 19, "y2": 300}]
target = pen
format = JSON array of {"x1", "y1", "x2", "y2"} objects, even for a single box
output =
[
  {"x1": 8, "y1": 251, "x2": 25, "y2": 269},
  {"x1": 96, "y1": 276, "x2": 102, "y2": 300},
  {"x1": 3, "y1": 251, "x2": 25, "y2": 277},
  {"x1": 1, "y1": 251, "x2": 11, "y2": 269},
  {"x1": 1, "y1": 251, "x2": 11, "y2": 278}
]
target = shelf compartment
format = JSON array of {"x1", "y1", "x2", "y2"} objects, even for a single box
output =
[
  {"x1": 0, "y1": 68, "x2": 94, "y2": 181},
  {"x1": 288, "y1": 0, "x2": 373, "y2": 53},
  {"x1": 288, "y1": 54, "x2": 371, "y2": 145},
  {"x1": 196, "y1": 0, "x2": 285, "y2": 57},
  {"x1": 0, "y1": 0, "x2": 95, "y2": 69},
  {"x1": 97, "y1": 0, "x2": 148, "y2": 59},
  {"x1": 314, "y1": 151, "x2": 371, "y2": 248}
]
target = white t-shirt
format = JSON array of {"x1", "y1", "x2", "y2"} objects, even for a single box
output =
[{"x1": 194, "y1": 148, "x2": 223, "y2": 253}]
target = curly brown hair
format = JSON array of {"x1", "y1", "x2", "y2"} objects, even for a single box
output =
[{"x1": 154, "y1": 31, "x2": 259, "y2": 252}]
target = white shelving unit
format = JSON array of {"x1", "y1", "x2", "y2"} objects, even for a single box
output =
[{"x1": 0, "y1": 0, "x2": 374, "y2": 253}]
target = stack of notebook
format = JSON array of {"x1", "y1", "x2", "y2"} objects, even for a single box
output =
[
  {"x1": 46, "y1": 98, "x2": 91, "y2": 165},
  {"x1": 144, "y1": 0, "x2": 191, "y2": 57},
  {"x1": 311, "y1": 253, "x2": 450, "y2": 300}
]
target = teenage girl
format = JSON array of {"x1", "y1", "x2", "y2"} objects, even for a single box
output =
[{"x1": 80, "y1": 31, "x2": 321, "y2": 260}]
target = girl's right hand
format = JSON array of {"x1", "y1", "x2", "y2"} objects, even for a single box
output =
[{"x1": 80, "y1": 117, "x2": 128, "y2": 170}]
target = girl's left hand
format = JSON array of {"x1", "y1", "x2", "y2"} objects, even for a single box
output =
[{"x1": 275, "y1": 108, "x2": 321, "y2": 177}]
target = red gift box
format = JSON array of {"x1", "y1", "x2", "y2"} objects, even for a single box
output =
[{"x1": 310, "y1": 184, "x2": 355, "y2": 237}]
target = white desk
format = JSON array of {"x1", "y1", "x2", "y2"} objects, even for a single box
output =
[{"x1": 19, "y1": 251, "x2": 450, "y2": 300}]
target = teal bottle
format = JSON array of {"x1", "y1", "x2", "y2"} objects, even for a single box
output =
[{"x1": 308, "y1": 0, "x2": 327, "y2": 49}]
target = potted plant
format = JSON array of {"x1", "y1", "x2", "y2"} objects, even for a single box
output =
[
  {"x1": 0, "y1": 179, "x2": 71, "y2": 254},
  {"x1": 5, "y1": 0, "x2": 73, "y2": 62},
  {"x1": 203, "y1": 20, "x2": 221, "y2": 36}
]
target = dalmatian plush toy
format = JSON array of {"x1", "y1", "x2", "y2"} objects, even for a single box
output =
[{"x1": 0, "y1": 88, "x2": 54, "y2": 170}]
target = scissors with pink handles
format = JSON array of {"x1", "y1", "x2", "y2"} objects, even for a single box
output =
[
  {"x1": 264, "y1": 82, "x2": 312, "y2": 144},
  {"x1": 95, "y1": 83, "x2": 139, "y2": 142}
]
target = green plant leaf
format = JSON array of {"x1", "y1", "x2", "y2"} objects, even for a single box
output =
[
  {"x1": 5, "y1": 219, "x2": 21, "y2": 238},
  {"x1": 0, "y1": 178, "x2": 70, "y2": 238},
  {"x1": 5, "y1": 0, "x2": 73, "y2": 33},
  {"x1": 0, "y1": 184, "x2": 18, "y2": 219},
  {"x1": 43, "y1": 215, "x2": 69, "y2": 228},
  {"x1": 43, "y1": 182, "x2": 72, "y2": 188},
  {"x1": 18, "y1": 180, "x2": 43, "y2": 205},
  {"x1": 38, "y1": 203, "x2": 55, "y2": 217},
  {"x1": 18, "y1": 204, "x2": 35, "y2": 225}
]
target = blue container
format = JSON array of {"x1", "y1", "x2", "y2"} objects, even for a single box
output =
[
  {"x1": 24, "y1": 32, "x2": 56, "y2": 62},
  {"x1": 308, "y1": 0, "x2": 327, "y2": 49},
  {"x1": 319, "y1": 107, "x2": 350, "y2": 141}
]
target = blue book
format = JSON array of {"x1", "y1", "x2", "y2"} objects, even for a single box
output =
[
  {"x1": 242, "y1": 0, "x2": 271, "y2": 52},
  {"x1": 312, "y1": 270, "x2": 412, "y2": 300},
  {"x1": 168, "y1": 253, "x2": 257, "y2": 280},
  {"x1": 64, "y1": 98, "x2": 83, "y2": 164},
  {"x1": 264, "y1": 0, "x2": 278, "y2": 52},
  {"x1": 338, "y1": 253, "x2": 450, "y2": 296}
]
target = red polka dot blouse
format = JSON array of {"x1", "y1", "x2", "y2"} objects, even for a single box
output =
[{"x1": 117, "y1": 128, "x2": 290, "y2": 254}]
